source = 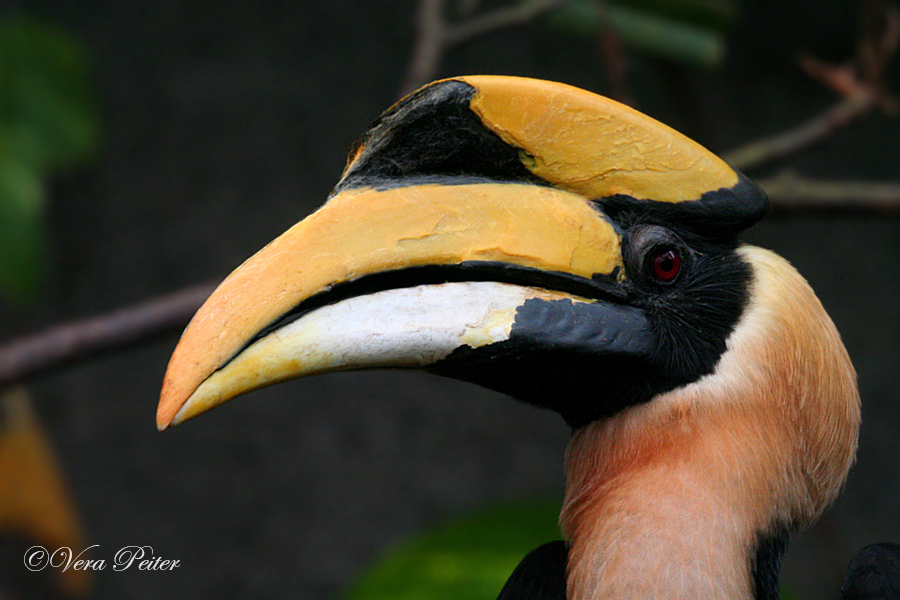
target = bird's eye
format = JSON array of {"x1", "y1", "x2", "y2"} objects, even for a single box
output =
[
  {"x1": 623, "y1": 225, "x2": 689, "y2": 287},
  {"x1": 650, "y1": 247, "x2": 681, "y2": 283}
]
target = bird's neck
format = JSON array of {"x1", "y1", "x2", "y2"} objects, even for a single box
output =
[
  {"x1": 560, "y1": 402, "x2": 789, "y2": 600},
  {"x1": 555, "y1": 247, "x2": 860, "y2": 600}
]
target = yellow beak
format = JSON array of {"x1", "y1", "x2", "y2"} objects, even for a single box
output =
[
  {"x1": 157, "y1": 75, "x2": 759, "y2": 430},
  {"x1": 157, "y1": 182, "x2": 623, "y2": 429}
]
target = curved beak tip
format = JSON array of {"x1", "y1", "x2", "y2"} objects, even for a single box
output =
[
  {"x1": 156, "y1": 378, "x2": 188, "y2": 431},
  {"x1": 156, "y1": 400, "x2": 191, "y2": 431},
  {"x1": 155, "y1": 400, "x2": 176, "y2": 431}
]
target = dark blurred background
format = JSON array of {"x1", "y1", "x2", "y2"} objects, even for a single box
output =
[{"x1": 0, "y1": 1, "x2": 898, "y2": 599}]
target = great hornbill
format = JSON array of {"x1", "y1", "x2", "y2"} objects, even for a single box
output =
[{"x1": 157, "y1": 76, "x2": 897, "y2": 599}]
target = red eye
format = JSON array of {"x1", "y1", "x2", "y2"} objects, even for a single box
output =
[{"x1": 651, "y1": 248, "x2": 681, "y2": 283}]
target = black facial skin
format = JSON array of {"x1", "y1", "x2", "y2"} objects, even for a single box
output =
[
  {"x1": 429, "y1": 204, "x2": 753, "y2": 429},
  {"x1": 617, "y1": 218, "x2": 752, "y2": 395}
]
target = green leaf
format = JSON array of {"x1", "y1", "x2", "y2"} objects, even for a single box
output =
[
  {"x1": 614, "y1": 0, "x2": 738, "y2": 31},
  {"x1": 780, "y1": 585, "x2": 804, "y2": 600},
  {"x1": 546, "y1": 2, "x2": 727, "y2": 69},
  {"x1": 0, "y1": 14, "x2": 100, "y2": 172},
  {"x1": 342, "y1": 501, "x2": 562, "y2": 600},
  {"x1": 0, "y1": 159, "x2": 47, "y2": 302},
  {"x1": 0, "y1": 14, "x2": 100, "y2": 305}
]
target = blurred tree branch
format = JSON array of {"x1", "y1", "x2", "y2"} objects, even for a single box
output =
[
  {"x1": 401, "y1": 0, "x2": 569, "y2": 95},
  {"x1": 760, "y1": 171, "x2": 900, "y2": 213},
  {"x1": 0, "y1": 283, "x2": 215, "y2": 387},
  {"x1": 724, "y1": 2, "x2": 898, "y2": 171},
  {"x1": 2, "y1": 0, "x2": 900, "y2": 389},
  {"x1": 444, "y1": 0, "x2": 569, "y2": 44},
  {"x1": 722, "y1": 94, "x2": 878, "y2": 173}
]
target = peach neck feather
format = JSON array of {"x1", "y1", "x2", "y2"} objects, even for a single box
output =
[{"x1": 560, "y1": 246, "x2": 860, "y2": 600}]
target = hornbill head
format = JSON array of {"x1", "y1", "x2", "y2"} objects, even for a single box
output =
[{"x1": 158, "y1": 77, "x2": 860, "y2": 600}]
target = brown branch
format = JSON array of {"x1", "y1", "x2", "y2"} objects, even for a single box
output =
[
  {"x1": 722, "y1": 93, "x2": 877, "y2": 173},
  {"x1": 0, "y1": 282, "x2": 217, "y2": 387},
  {"x1": 400, "y1": 0, "x2": 569, "y2": 96},
  {"x1": 761, "y1": 171, "x2": 900, "y2": 212},
  {"x1": 594, "y1": 0, "x2": 631, "y2": 105},
  {"x1": 725, "y1": 2, "x2": 897, "y2": 173},
  {"x1": 401, "y1": 0, "x2": 447, "y2": 97},
  {"x1": 443, "y1": 0, "x2": 568, "y2": 45}
]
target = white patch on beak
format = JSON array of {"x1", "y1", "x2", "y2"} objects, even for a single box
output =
[{"x1": 173, "y1": 281, "x2": 583, "y2": 424}]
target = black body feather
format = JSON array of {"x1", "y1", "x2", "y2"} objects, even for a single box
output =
[
  {"x1": 496, "y1": 541, "x2": 568, "y2": 600},
  {"x1": 842, "y1": 543, "x2": 900, "y2": 600}
]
